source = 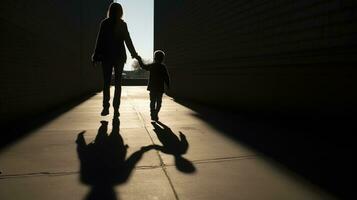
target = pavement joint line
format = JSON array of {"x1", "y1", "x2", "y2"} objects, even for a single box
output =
[
  {"x1": 0, "y1": 156, "x2": 258, "y2": 180},
  {"x1": 129, "y1": 96, "x2": 180, "y2": 200},
  {"x1": 140, "y1": 123, "x2": 180, "y2": 200},
  {"x1": 0, "y1": 165, "x2": 166, "y2": 180},
  {"x1": 190, "y1": 155, "x2": 258, "y2": 164}
]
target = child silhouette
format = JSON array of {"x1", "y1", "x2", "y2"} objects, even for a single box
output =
[{"x1": 138, "y1": 50, "x2": 170, "y2": 121}]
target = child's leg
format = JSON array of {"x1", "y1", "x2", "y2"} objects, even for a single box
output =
[
  {"x1": 156, "y1": 93, "x2": 164, "y2": 113},
  {"x1": 154, "y1": 93, "x2": 163, "y2": 120},
  {"x1": 149, "y1": 92, "x2": 156, "y2": 119}
]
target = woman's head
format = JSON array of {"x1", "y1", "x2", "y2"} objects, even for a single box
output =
[{"x1": 107, "y1": 3, "x2": 123, "y2": 20}]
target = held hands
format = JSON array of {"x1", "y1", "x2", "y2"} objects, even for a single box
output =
[
  {"x1": 132, "y1": 52, "x2": 140, "y2": 59},
  {"x1": 133, "y1": 54, "x2": 142, "y2": 62},
  {"x1": 133, "y1": 54, "x2": 144, "y2": 66}
]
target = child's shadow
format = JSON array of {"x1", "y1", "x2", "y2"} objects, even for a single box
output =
[
  {"x1": 146, "y1": 121, "x2": 196, "y2": 173},
  {"x1": 76, "y1": 118, "x2": 150, "y2": 200}
]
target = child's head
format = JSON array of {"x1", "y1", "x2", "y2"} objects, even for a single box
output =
[{"x1": 154, "y1": 50, "x2": 165, "y2": 63}]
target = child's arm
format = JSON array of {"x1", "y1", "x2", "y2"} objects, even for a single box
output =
[{"x1": 163, "y1": 65, "x2": 170, "y2": 89}]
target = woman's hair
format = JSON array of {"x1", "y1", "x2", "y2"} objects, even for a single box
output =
[{"x1": 107, "y1": 3, "x2": 123, "y2": 20}]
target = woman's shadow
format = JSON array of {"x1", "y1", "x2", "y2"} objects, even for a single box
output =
[
  {"x1": 76, "y1": 117, "x2": 150, "y2": 200},
  {"x1": 146, "y1": 121, "x2": 196, "y2": 173}
]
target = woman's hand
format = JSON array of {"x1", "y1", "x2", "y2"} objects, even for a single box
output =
[{"x1": 92, "y1": 54, "x2": 102, "y2": 63}]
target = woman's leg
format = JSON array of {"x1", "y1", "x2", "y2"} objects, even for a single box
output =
[
  {"x1": 102, "y1": 62, "x2": 113, "y2": 115},
  {"x1": 113, "y1": 63, "x2": 124, "y2": 116}
]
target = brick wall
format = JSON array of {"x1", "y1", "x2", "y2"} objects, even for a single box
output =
[
  {"x1": 155, "y1": 0, "x2": 357, "y2": 110},
  {"x1": 0, "y1": 0, "x2": 112, "y2": 123}
]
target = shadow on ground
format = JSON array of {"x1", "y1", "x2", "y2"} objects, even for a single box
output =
[
  {"x1": 76, "y1": 118, "x2": 150, "y2": 200},
  {"x1": 147, "y1": 121, "x2": 196, "y2": 173},
  {"x1": 76, "y1": 118, "x2": 195, "y2": 200},
  {"x1": 175, "y1": 99, "x2": 355, "y2": 199}
]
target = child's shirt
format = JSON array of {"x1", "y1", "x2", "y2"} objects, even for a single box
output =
[{"x1": 140, "y1": 62, "x2": 170, "y2": 92}]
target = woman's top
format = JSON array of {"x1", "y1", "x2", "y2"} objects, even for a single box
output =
[{"x1": 93, "y1": 18, "x2": 137, "y2": 64}]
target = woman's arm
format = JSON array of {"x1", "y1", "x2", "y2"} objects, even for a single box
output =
[
  {"x1": 92, "y1": 21, "x2": 105, "y2": 62},
  {"x1": 123, "y1": 23, "x2": 139, "y2": 59}
]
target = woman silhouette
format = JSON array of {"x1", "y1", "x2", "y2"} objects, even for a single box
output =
[{"x1": 92, "y1": 3, "x2": 139, "y2": 117}]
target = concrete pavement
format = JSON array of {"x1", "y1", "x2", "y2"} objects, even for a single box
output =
[{"x1": 0, "y1": 86, "x2": 336, "y2": 200}]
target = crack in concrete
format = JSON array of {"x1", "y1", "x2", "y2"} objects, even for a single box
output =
[
  {"x1": 0, "y1": 171, "x2": 78, "y2": 179},
  {"x1": 130, "y1": 97, "x2": 180, "y2": 200}
]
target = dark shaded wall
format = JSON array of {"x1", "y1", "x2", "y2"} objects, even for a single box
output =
[
  {"x1": 0, "y1": 0, "x2": 112, "y2": 123},
  {"x1": 155, "y1": 0, "x2": 357, "y2": 110}
]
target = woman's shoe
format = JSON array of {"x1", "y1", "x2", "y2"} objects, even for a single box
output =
[
  {"x1": 101, "y1": 107, "x2": 109, "y2": 116},
  {"x1": 153, "y1": 112, "x2": 159, "y2": 121}
]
